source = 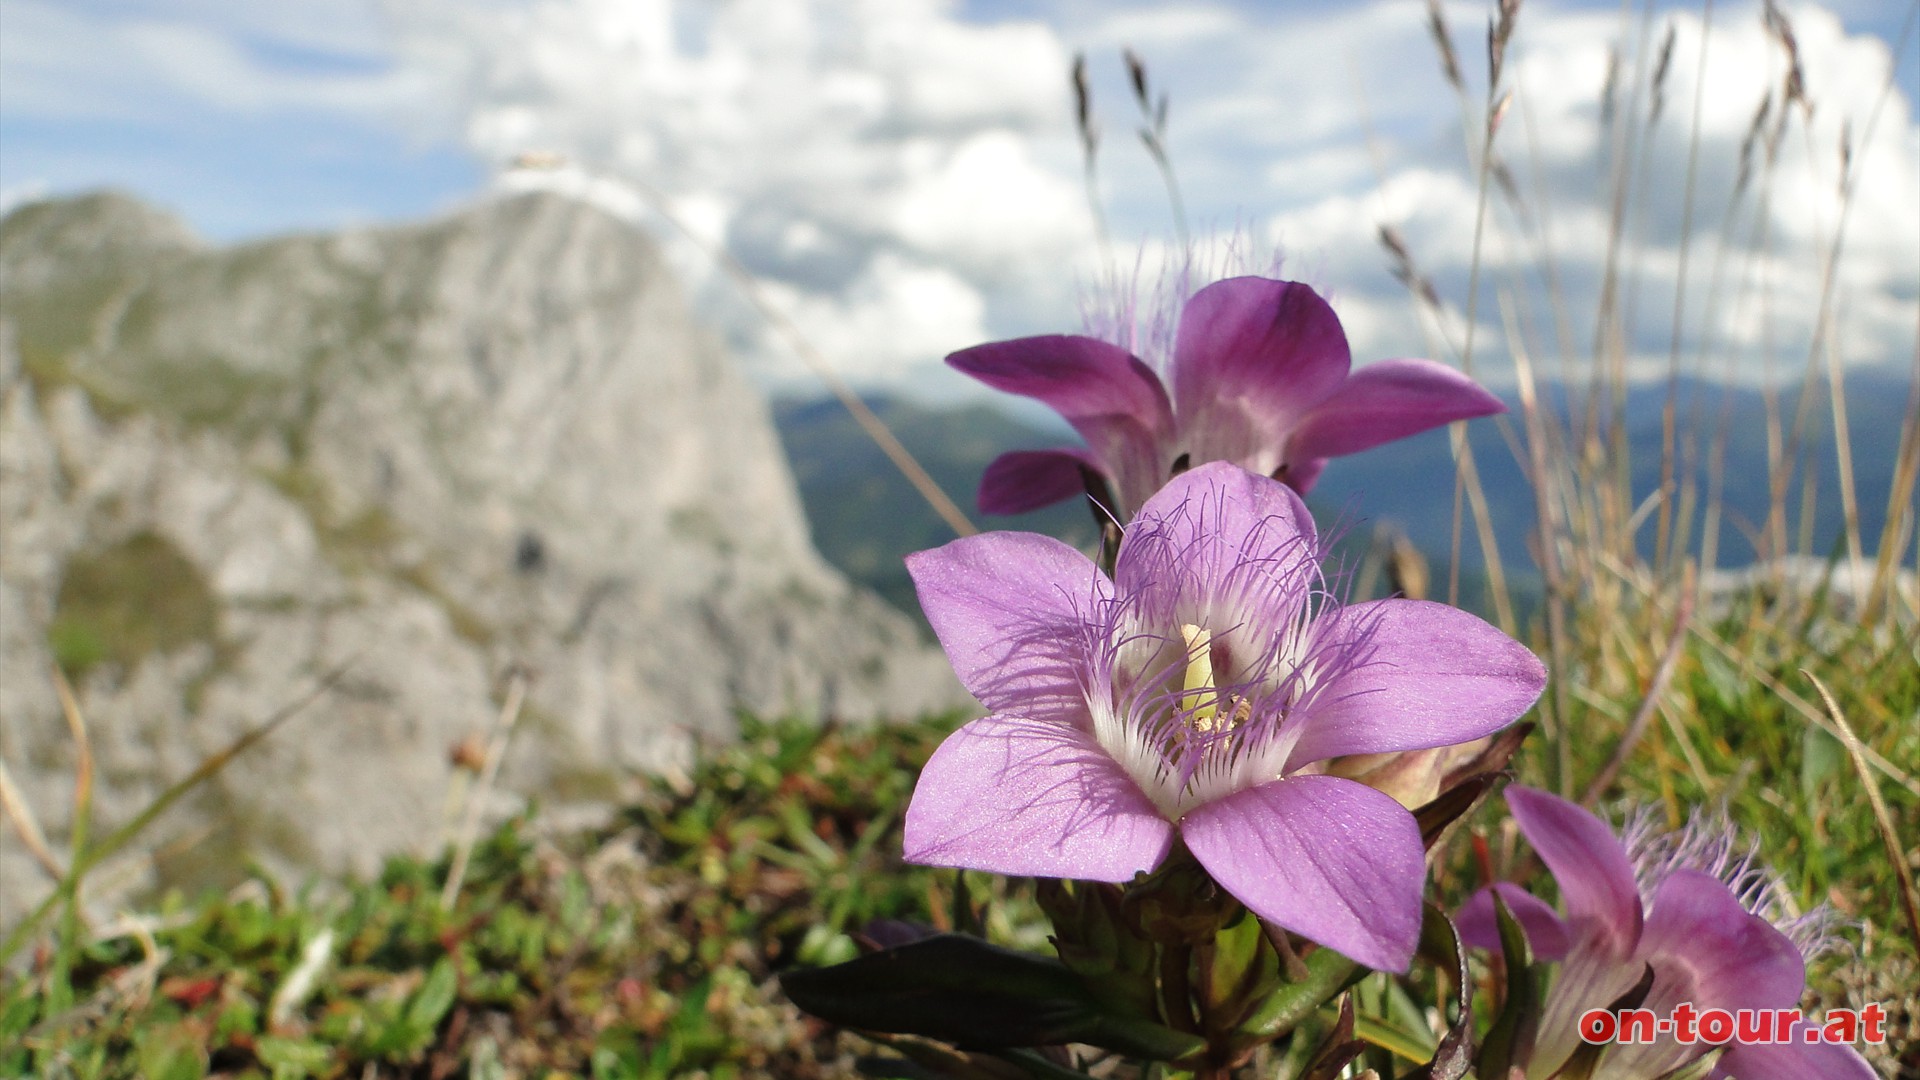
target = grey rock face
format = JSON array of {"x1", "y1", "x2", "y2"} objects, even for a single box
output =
[{"x1": 0, "y1": 191, "x2": 960, "y2": 923}]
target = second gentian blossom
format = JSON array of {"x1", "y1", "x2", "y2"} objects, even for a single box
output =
[
  {"x1": 902, "y1": 462, "x2": 1546, "y2": 972},
  {"x1": 1457, "y1": 787, "x2": 1875, "y2": 1080},
  {"x1": 951, "y1": 274, "x2": 1504, "y2": 517}
]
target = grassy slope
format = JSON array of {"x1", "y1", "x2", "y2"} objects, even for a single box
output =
[
  {"x1": 1, "y1": 716, "x2": 1001, "y2": 1079},
  {"x1": 4, "y1": 601, "x2": 1913, "y2": 1076},
  {"x1": 6, "y1": 381, "x2": 1913, "y2": 1079}
]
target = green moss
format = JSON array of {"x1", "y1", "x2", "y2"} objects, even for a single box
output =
[
  {"x1": 129, "y1": 357, "x2": 294, "y2": 436},
  {"x1": 262, "y1": 466, "x2": 399, "y2": 575},
  {"x1": 257, "y1": 465, "x2": 494, "y2": 647},
  {"x1": 259, "y1": 463, "x2": 326, "y2": 512},
  {"x1": 331, "y1": 508, "x2": 402, "y2": 562},
  {"x1": 668, "y1": 505, "x2": 735, "y2": 554},
  {"x1": 2, "y1": 277, "x2": 124, "y2": 368},
  {"x1": 45, "y1": 620, "x2": 108, "y2": 675},
  {"x1": 49, "y1": 531, "x2": 218, "y2": 679},
  {"x1": 150, "y1": 785, "x2": 316, "y2": 900},
  {"x1": 779, "y1": 578, "x2": 828, "y2": 613},
  {"x1": 542, "y1": 762, "x2": 625, "y2": 803},
  {"x1": 232, "y1": 593, "x2": 303, "y2": 614},
  {"x1": 14, "y1": 339, "x2": 140, "y2": 421},
  {"x1": 397, "y1": 564, "x2": 493, "y2": 647}
]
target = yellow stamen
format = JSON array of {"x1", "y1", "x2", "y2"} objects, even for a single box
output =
[{"x1": 1180, "y1": 623, "x2": 1222, "y2": 732}]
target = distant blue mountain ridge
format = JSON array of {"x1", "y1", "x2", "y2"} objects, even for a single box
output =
[{"x1": 772, "y1": 368, "x2": 1914, "y2": 620}]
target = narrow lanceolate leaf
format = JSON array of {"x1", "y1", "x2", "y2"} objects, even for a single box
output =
[
  {"x1": 1203, "y1": 908, "x2": 1277, "y2": 1021},
  {"x1": 1238, "y1": 939, "x2": 1361, "y2": 1040},
  {"x1": 1353, "y1": 1013, "x2": 1436, "y2": 1064},
  {"x1": 1474, "y1": 892, "x2": 1539, "y2": 1080},
  {"x1": 1299, "y1": 994, "x2": 1364, "y2": 1080},
  {"x1": 780, "y1": 933, "x2": 1204, "y2": 1062},
  {"x1": 1413, "y1": 771, "x2": 1503, "y2": 851},
  {"x1": 1406, "y1": 905, "x2": 1475, "y2": 1080}
]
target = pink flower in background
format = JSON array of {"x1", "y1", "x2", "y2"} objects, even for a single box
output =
[
  {"x1": 902, "y1": 462, "x2": 1545, "y2": 971},
  {"x1": 1457, "y1": 786, "x2": 1873, "y2": 1080},
  {"x1": 949, "y1": 275, "x2": 1504, "y2": 518}
]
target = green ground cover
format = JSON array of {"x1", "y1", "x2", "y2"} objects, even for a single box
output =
[{"x1": 4, "y1": 588, "x2": 1914, "y2": 1078}]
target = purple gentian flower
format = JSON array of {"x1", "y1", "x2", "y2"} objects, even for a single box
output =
[
  {"x1": 902, "y1": 462, "x2": 1546, "y2": 971},
  {"x1": 950, "y1": 275, "x2": 1505, "y2": 518},
  {"x1": 1457, "y1": 787, "x2": 1874, "y2": 1080}
]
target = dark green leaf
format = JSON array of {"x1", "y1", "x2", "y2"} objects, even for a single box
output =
[
  {"x1": 1414, "y1": 771, "x2": 1503, "y2": 850},
  {"x1": 1238, "y1": 938, "x2": 1361, "y2": 1041},
  {"x1": 1407, "y1": 905, "x2": 1474, "y2": 1080},
  {"x1": 951, "y1": 871, "x2": 983, "y2": 938},
  {"x1": 1475, "y1": 892, "x2": 1538, "y2": 1079},
  {"x1": 406, "y1": 958, "x2": 458, "y2": 1033},
  {"x1": 1298, "y1": 994, "x2": 1363, "y2": 1080},
  {"x1": 780, "y1": 933, "x2": 1203, "y2": 1061}
]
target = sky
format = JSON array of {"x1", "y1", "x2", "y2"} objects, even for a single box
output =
[{"x1": 2, "y1": 0, "x2": 1915, "y2": 399}]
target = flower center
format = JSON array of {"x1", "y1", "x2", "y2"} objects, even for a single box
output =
[
  {"x1": 1088, "y1": 614, "x2": 1311, "y2": 821},
  {"x1": 1178, "y1": 623, "x2": 1252, "y2": 737}
]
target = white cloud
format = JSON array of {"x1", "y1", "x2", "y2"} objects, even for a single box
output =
[
  {"x1": 0, "y1": 0, "x2": 428, "y2": 122},
  {"x1": 8, "y1": 0, "x2": 1910, "y2": 393},
  {"x1": 888, "y1": 129, "x2": 1089, "y2": 277},
  {"x1": 384, "y1": 0, "x2": 1098, "y2": 392},
  {"x1": 760, "y1": 252, "x2": 992, "y2": 382},
  {"x1": 1119, "y1": 0, "x2": 1920, "y2": 386}
]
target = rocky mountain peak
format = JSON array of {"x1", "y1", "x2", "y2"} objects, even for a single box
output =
[{"x1": 0, "y1": 190, "x2": 960, "y2": 922}]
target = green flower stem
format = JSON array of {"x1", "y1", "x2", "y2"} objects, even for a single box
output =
[{"x1": 1159, "y1": 941, "x2": 1199, "y2": 1036}]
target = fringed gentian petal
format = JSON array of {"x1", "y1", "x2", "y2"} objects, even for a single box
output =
[
  {"x1": 1182, "y1": 775, "x2": 1424, "y2": 972},
  {"x1": 905, "y1": 531, "x2": 1109, "y2": 725},
  {"x1": 950, "y1": 266, "x2": 1504, "y2": 518},
  {"x1": 903, "y1": 713, "x2": 1175, "y2": 881},
  {"x1": 1460, "y1": 787, "x2": 1875, "y2": 1080},
  {"x1": 1170, "y1": 278, "x2": 1351, "y2": 481},
  {"x1": 1283, "y1": 358, "x2": 1506, "y2": 462},
  {"x1": 905, "y1": 462, "x2": 1546, "y2": 973},
  {"x1": 1506, "y1": 786, "x2": 1644, "y2": 958},
  {"x1": 947, "y1": 335, "x2": 1173, "y2": 517},
  {"x1": 1284, "y1": 599, "x2": 1548, "y2": 769},
  {"x1": 976, "y1": 448, "x2": 1101, "y2": 516},
  {"x1": 1455, "y1": 881, "x2": 1571, "y2": 961}
]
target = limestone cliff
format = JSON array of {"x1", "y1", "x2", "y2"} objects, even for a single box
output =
[{"x1": 0, "y1": 191, "x2": 959, "y2": 921}]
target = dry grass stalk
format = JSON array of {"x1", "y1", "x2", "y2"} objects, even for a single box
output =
[
  {"x1": 1580, "y1": 568, "x2": 1694, "y2": 806},
  {"x1": 441, "y1": 670, "x2": 530, "y2": 911},
  {"x1": 1426, "y1": 0, "x2": 1464, "y2": 92},
  {"x1": 1071, "y1": 52, "x2": 1109, "y2": 253},
  {"x1": 1123, "y1": 47, "x2": 1188, "y2": 248},
  {"x1": 1487, "y1": 0, "x2": 1522, "y2": 86},
  {"x1": 1654, "y1": 2, "x2": 1718, "y2": 580},
  {"x1": 0, "y1": 756, "x2": 64, "y2": 883},
  {"x1": 1599, "y1": 555, "x2": 1919, "y2": 797},
  {"x1": 0, "y1": 662, "x2": 350, "y2": 967},
  {"x1": 52, "y1": 667, "x2": 93, "y2": 860},
  {"x1": 1761, "y1": 1, "x2": 1808, "y2": 116},
  {"x1": 1648, "y1": 22, "x2": 1677, "y2": 125},
  {"x1": 1803, "y1": 672, "x2": 1920, "y2": 956},
  {"x1": 53, "y1": 667, "x2": 96, "y2": 945}
]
